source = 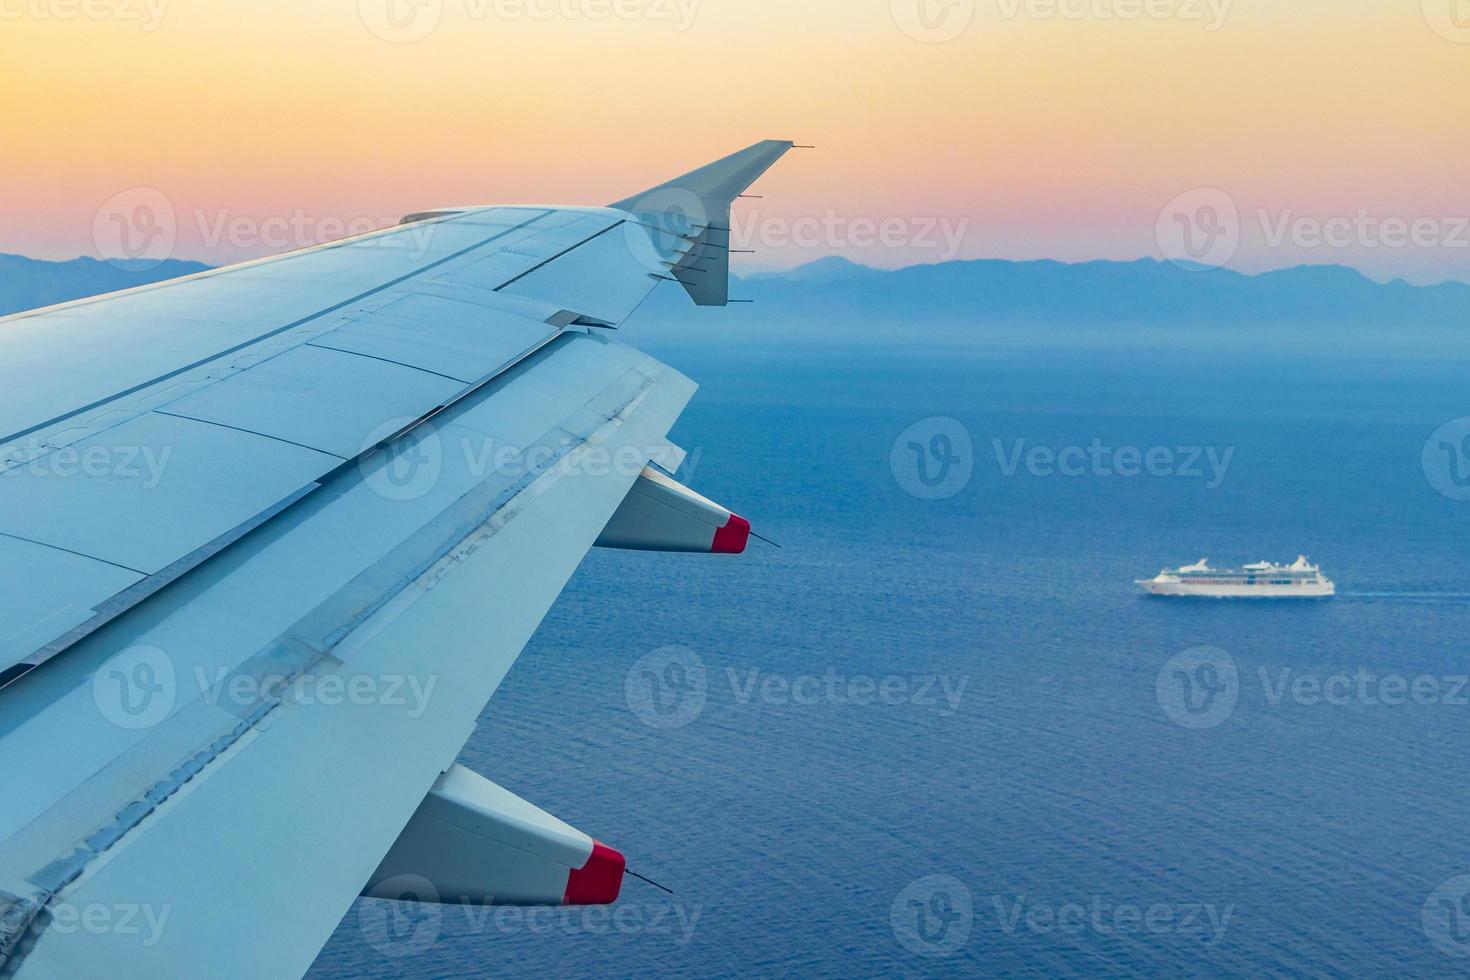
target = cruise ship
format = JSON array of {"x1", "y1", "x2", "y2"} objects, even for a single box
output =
[{"x1": 1138, "y1": 557, "x2": 1335, "y2": 598}]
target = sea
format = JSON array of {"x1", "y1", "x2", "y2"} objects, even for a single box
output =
[{"x1": 309, "y1": 323, "x2": 1470, "y2": 978}]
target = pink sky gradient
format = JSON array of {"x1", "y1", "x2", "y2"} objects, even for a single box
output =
[{"x1": 2, "y1": 0, "x2": 1468, "y2": 283}]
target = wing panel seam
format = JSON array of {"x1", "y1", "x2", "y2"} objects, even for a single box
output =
[
  {"x1": 0, "y1": 211, "x2": 555, "y2": 448},
  {"x1": 493, "y1": 221, "x2": 626, "y2": 291},
  {"x1": 150, "y1": 411, "x2": 353, "y2": 460}
]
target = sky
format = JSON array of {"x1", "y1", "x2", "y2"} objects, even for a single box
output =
[{"x1": 2, "y1": 0, "x2": 1468, "y2": 283}]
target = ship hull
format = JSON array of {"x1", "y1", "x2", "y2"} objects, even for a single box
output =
[{"x1": 1137, "y1": 581, "x2": 1336, "y2": 598}]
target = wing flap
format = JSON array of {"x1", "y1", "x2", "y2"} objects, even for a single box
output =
[
  {"x1": 0, "y1": 540, "x2": 143, "y2": 682},
  {"x1": 0, "y1": 413, "x2": 337, "y2": 575}
]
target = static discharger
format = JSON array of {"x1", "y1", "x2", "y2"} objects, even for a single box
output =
[{"x1": 627, "y1": 870, "x2": 674, "y2": 896}]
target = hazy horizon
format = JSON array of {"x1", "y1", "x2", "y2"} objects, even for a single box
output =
[{"x1": 8, "y1": 245, "x2": 1470, "y2": 293}]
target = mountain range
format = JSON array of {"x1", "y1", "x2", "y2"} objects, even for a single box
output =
[
  {"x1": 2, "y1": 252, "x2": 1465, "y2": 334},
  {"x1": 0, "y1": 254, "x2": 210, "y2": 318},
  {"x1": 713, "y1": 255, "x2": 1469, "y2": 329}
]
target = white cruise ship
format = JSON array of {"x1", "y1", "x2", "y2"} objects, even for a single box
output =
[{"x1": 1138, "y1": 557, "x2": 1335, "y2": 598}]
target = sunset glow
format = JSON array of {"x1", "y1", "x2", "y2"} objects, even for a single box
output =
[{"x1": 3, "y1": 0, "x2": 1468, "y2": 282}]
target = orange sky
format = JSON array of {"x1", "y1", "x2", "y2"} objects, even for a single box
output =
[{"x1": 2, "y1": 0, "x2": 1468, "y2": 283}]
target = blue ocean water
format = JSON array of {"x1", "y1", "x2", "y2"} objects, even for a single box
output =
[{"x1": 310, "y1": 331, "x2": 1470, "y2": 978}]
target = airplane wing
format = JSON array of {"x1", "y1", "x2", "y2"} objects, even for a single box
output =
[{"x1": 0, "y1": 140, "x2": 795, "y2": 979}]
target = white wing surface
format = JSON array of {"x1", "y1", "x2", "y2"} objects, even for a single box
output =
[{"x1": 0, "y1": 141, "x2": 795, "y2": 979}]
